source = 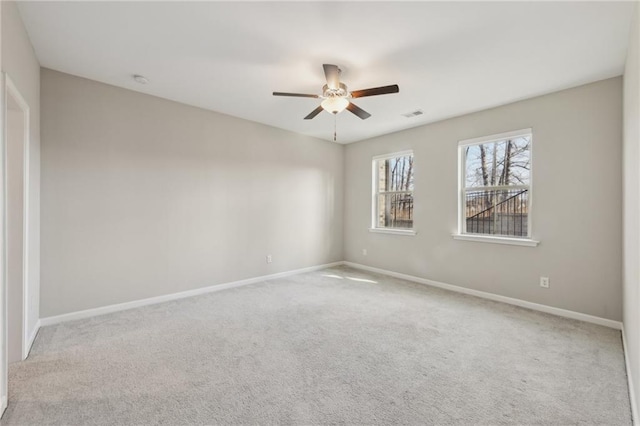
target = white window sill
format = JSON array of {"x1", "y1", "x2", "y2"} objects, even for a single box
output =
[
  {"x1": 369, "y1": 228, "x2": 417, "y2": 236},
  {"x1": 452, "y1": 233, "x2": 539, "y2": 247}
]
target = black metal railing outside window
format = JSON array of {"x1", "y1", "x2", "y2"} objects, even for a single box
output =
[{"x1": 465, "y1": 189, "x2": 528, "y2": 237}]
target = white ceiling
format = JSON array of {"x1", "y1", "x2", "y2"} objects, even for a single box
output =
[{"x1": 18, "y1": 1, "x2": 635, "y2": 144}]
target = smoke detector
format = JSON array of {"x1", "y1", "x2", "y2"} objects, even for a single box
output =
[
  {"x1": 402, "y1": 110, "x2": 423, "y2": 118},
  {"x1": 133, "y1": 74, "x2": 149, "y2": 84}
]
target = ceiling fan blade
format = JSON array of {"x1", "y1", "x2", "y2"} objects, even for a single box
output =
[
  {"x1": 323, "y1": 64, "x2": 340, "y2": 90},
  {"x1": 346, "y1": 102, "x2": 371, "y2": 120},
  {"x1": 350, "y1": 84, "x2": 399, "y2": 98},
  {"x1": 273, "y1": 92, "x2": 319, "y2": 98},
  {"x1": 304, "y1": 105, "x2": 324, "y2": 120}
]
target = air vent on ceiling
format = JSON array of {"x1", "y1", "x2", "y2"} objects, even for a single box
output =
[{"x1": 402, "y1": 110, "x2": 423, "y2": 118}]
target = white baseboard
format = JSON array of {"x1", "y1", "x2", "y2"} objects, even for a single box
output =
[
  {"x1": 622, "y1": 324, "x2": 639, "y2": 425},
  {"x1": 40, "y1": 261, "x2": 343, "y2": 327},
  {"x1": 37, "y1": 259, "x2": 622, "y2": 329},
  {"x1": 24, "y1": 320, "x2": 40, "y2": 358},
  {"x1": 343, "y1": 261, "x2": 622, "y2": 330}
]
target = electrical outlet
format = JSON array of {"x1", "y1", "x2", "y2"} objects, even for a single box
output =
[
  {"x1": 266, "y1": 255, "x2": 272, "y2": 264},
  {"x1": 540, "y1": 277, "x2": 550, "y2": 288},
  {"x1": 362, "y1": 249, "x2": 367, "y2": 256}
]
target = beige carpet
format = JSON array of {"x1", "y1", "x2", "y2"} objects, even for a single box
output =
[{"x1": 2, "y1": 266, "x2": 632, "y2": 425}]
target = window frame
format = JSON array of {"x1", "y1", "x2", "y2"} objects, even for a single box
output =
[
  {"x1": 370, "y1": 150, "x2": 416, "y2": 236},
  {"x1": 455, "y1": 129, "x2": 538, "y2": 246}
]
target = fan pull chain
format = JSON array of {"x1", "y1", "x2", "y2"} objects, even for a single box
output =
[{"x1": 334, "y1": 113, "x2": 337, "y2": 142}]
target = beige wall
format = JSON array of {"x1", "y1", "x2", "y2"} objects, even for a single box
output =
[
  {"x1": 1, "y1": 1, "x2": 40, "y2": 352},
  {"x1": 40, "y1": 69, "x2": 344, "y2": 317},
  {"x1": 623, "y1": 2, "x2": 640, "y2": 418},
  {"x1": 42, "y1": 70, "x2": 624, "y2": 322},
  {"x1": 344, "y1": 77, "x2": 623, "y2": 321}
]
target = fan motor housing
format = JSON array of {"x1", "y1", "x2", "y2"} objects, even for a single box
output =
[{"x1": 322, "y1": 83, "x2": 349, "y2": 98}]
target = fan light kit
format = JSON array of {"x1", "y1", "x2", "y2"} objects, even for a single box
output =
[
  {"x1": 321, "y1": 97, "x2": 349, "y2": 114},
  {"x1": 273, "y1": 64, "x2": 399, "y2": 141}
]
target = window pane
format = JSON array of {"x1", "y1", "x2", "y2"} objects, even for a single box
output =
[
  {"x1": 465, "y1": 136, "x2": 531, "y2": 188},
  {"x1": 465, "y1": 189, "x2": 528, "y2": 237},
  {"x1": 379, "y1": 155, "x2": 414, "y2": 192},
  {"x1": 377, "y1": 192, "x2": 413, "y2": 229}
]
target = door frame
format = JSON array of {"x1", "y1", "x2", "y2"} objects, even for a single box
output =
[{"x1": 4, "y1": 74, "x2": 30, "y2": 361}]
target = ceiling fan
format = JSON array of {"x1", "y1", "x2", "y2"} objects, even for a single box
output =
[{"x1": 273, "y1": 64, "x2": 399, "y2": 120}]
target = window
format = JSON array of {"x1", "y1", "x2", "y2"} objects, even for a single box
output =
[
  {"x1": 372, "y1": 151, "x2": 414, "y2": 233},
  {"x1": 458, "y1": 129, "x2": 532, "y2": 241}
]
